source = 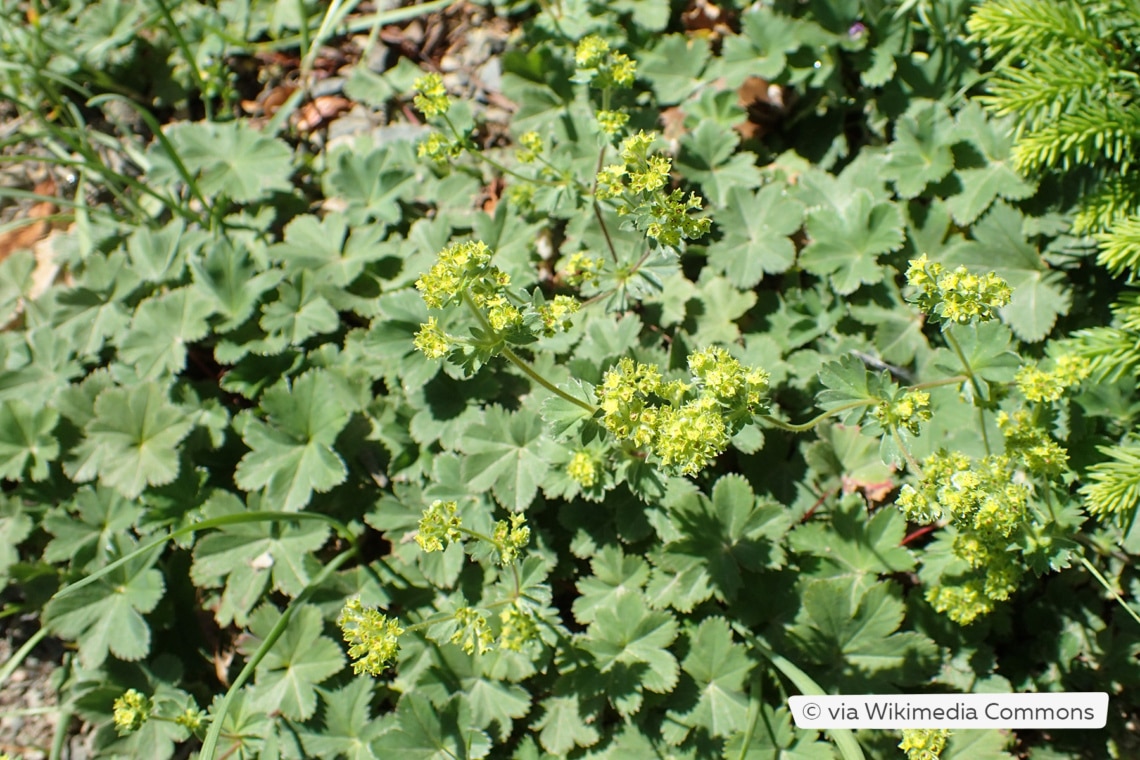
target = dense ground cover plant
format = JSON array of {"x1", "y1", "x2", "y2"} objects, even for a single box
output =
[{"x1": 0, "y1": 0, "x2": 1138, "y2": 758}]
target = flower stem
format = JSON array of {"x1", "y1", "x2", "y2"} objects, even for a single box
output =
[
  {"x1": 944, "y1": 329, "x2": 992, "y2": 455},
  {"x1": 760, "y1": 400, "x2": 875, "y2": 433},
  {"x1": 461, "y1": 292, "x2": 598, "y2": 414},
  {"x1": 1078, "y1": 554, "x2": 1140, "y2": 627},
  {"x1": 503, "y1": 346, "x2": 598, "y2": 413}
]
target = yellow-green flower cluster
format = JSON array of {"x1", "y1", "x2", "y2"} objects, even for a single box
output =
[
  {"x1": 654, "y1": 396, "x2": 730, "y2": 475},
  {"x1": 620, "y1": 131, "x2": 670, "y2": 193},
  {"x1": 413, "y1": 317, "x2": 451, "y2": 359},
  {"x1": 175, "y1": 706, "x2": 206, "y2": 732},
  {"x1": 574, "y1": 34, "x2": 636, "y2": 88},
  {"x1": 926, "y1": 580, "x2": 994, "y2": 626},
  {"x1": 595, "y1": 164, "x2": 627, "y2": 200},
  {"x1": 594, "y1": 130, "x2": 713, "y2": 250},
  {"x1": 412, "y1": 73, "x2": 450, "y2": 117},
  {"x1": 451, "y1": 607, "x2": 495, "y2": 655},
  {"x1": 899, "y1": 728, "x2": 951, "y2": 760},
  {"x1": 416, "y1": 131, "x2": 462, "y2": 164},
  {"x1": 998, "y1": 410, "x2": 1069, "y2": 476},
  {"x1": 899, "y1": 451, "x2": 1029, "y2": 535},
  {"x1": 415, "y1": 240, "x2": 494, "y2": 310},
  {"x1": 337, "y1": 598, "x2": 404, "y2": 676},
  {"x1": 596, "y1": 349, "x2": 769, "y2": 476},
  {"x1": 538, "y1": 295, "x2": 580, "y2": 336},
  {"x1": 516, "y1": 131, "x2": 543, "y2": 163},
  {"x1": 1015, "y1": 355, "x2": 1091, "y2": 402},
  {"x1": 414, "y1": 240, "x2": 582, "y2": 360},
  {"x1": 112, "y1": 689, "x2": 152, "y2": 735},
  {"x1": 646, "y1": 189, "x2": 712, "y2": 247},
  {"x1": 492, "y1": 513, "x2": 530, "y2": 565},
  {"x1": 596, "y1": 109, "x2": 629, "y2": 135},
  {"x1": 568, "y1": 450, "x2": 599, "y2": 487},
  {"x1": 899, "y1": 451, "x2": 1029, "y2": 623},
  {"x1": 499, "y1": 604, "x2": 540, "y2": 651},
  {"x1": 416, "y1": 499, "x2": 462, "y2": 552},
  {"x1": 688, "y1": 346, "x2": 771, "y2": 410},
  {"x1": 905, "y1": 254, "x2": 1012, "y2": 326},
  {"x1": 562, "y1": 251, "x2": 604, "y2": 287},
  {"x1": 873, "y1": 389, "x2": 932, "y2": 436}
]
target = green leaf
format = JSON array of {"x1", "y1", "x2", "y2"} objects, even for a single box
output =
[
  {"x1": 43, "y1": 546, "x2": 164, "y2": 669},
  {"x1": 117, "y1": 286, "x2": 216, "y2": 380},
  {"x1": 572, "y1": 545, "x2": 650, "y2": 625},
  {"x1": 0, "y1": 500, "x2": 32, "y2": 583},
  {"x1": 581, "y1": 593, "x2": 679, "y2": 694},
  {"x1": 191, "y1": 238, "x2": 284, "y2": 333},
  {"x1": 323, "y1": 141, "x2": 415, "y2": 226},
  {"x1": 149, "y1": 120, "x2": 294, "y2": 202},
  {"x1": 267, "y1": 213, "x2": 390, "y2": 287},
  {"x1": 883, "y1": 100, "x2": 956, "y2": 199},
  {"x1": 362, "y1": 290, "x2": 440, "y2": 390},
  {"x1": 656, "y1": 474, "x2": 789, "y2": 603},
  {"x1": 635, "y1": 35, "x2": 710, "y2": 105},
  {"x1": 946, "y1": 103, "x2": 1036, "y2": 226},
  {"x1": 125, "y1": 219, "x2": 191, "y2": 284},
  {"x1": 532, "y1": 695, "x2": 600, "y2": 755},
  {"x1": 688, "y1": 273, "x2": 757, "y2": 345},
  {"x1": 300, "y1": 679, "x2": 387, "y2": 760},
  {"x1": 457, "y1": 407, "x2": 548, "y2": 512},
  {"x1": 44, "y1": 251, "x2": 138, "y2": 359},
  {"x1": 716, "y1": 8, "x2": 800, "y2": 84},
  {"x1": 43, "y1": 486, "x2": 142, "y2": 569},
  {"x1": 372, "y1": 693, "x2": 491, "y2": 759},
  {"x1": 65, "y1": 382, "x2": 194, "y2": 498},
  {"x1": 787, "y1": 577, "x2": 937, "y2": 687},
  {"x1": 259, "y1": 271, "x2": 341, "y2": 344},
  {"x1": 933, "y1": 321, "x2": 1020, "y2": 400},
  {"x1": 942, "y1": 202, "x2": 1070, "y2": 342},
  {"x1": 0, "y1": 398, "x2": 58, "y2": 481},
  {"x1": 815, "y1": 354, "x2": 887, "y2": 425},
  {"x1": 723, "y1": 704, "x2": 837, "y2": 760},
  {"x1": 800, "y1": 190, "x2": 904, "y2": 295},
  {"x1": 789, "y1": 493, "x2": 914, "y2": 577},
  {"x1": 234, "y1": 370, "x2": 350, "y2": 511},
  {"x1": 246, "y1": 603, "x2": 346, "y2": 722},
  {"x1": 707, "y1": 185, "x2": 803, "y2": 286},
  {"x1": 676, "y1": 121, "x2": 763, "y2": 207},
  {"x1": 190, "y1": 491, "x2": 330, "y2": 626},
  {"x1": 670, "y1": 618, "x2": 753, "y2": 738}
]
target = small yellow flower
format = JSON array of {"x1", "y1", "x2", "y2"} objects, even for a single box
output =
[
  {"x1": 112, "y1": 689, "x2": 152, "y2": 735},
  {"x1": 416, "y1": 500, "x2": 462, "y2": 552},
  {"x1": 899, "y1": 728, "x2": 951, "y2": 760},
  {"x1": 567, "y1": 451, "x2": 598, "y2": 487},
  {"x1": 337, "y1": 598, "x2": 404, "y2": 676},
  {"x1": 492, "y1": 513, "x2": 530, "y2": 565},
  {"x1": 451, "y1": 607, "x2": 494, "y2": 655},
  {"x1": 412, "y1": 73, "x2": 450, "y2": 117}
]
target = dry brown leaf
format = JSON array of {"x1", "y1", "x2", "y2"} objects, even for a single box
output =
[
  {"x1": 0, "y1": 177, "x2": 56, "y2": 263},
  {"x1": 293, "y1": 95, "x2": 352, "y2": 132}
]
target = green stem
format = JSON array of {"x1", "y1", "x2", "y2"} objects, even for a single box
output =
[
  {"x1": 731, "y1": 624, "x2": 866, "y2": 760},
  {"x1": 503, "y1": 346, "x2": 597, "y2": 413},
  {"x1": 944, "y1": 329, "x2": 992, "y2": 455},
  {"x1": 592, "y1": 149, "x2": 619, "y2": 263},
  {"x1": 0, "y1": 626, "x2": 48, "y2": 692},
  {"x1": 760, "y1": 400, "x2": 875, "y2": 433},
  {"x1": 1078, "y1": 554, "x2": 1140, "y2": 627},
  {"x1": 199, "y1": 549, "x2": 356, "y2": 759},
  {"x1": 440, "y1": 114, "x2": 565, "y2": 187},
  {"x1": 892, "y1": 427, "x2": 924, "y2": 477},
  {"x1": 461, "y1": 292, "x2": 598, "y2": 414}
]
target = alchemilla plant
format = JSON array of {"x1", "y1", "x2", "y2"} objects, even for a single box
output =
[{"x1": 0, "y1": 1, "x2": 1138, "y2": 759}]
